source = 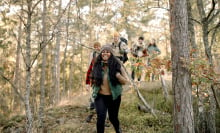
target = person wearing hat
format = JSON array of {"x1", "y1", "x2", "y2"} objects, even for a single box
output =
[{"x1": 91, "y1": 44, "x2": 129, "y2": 133}]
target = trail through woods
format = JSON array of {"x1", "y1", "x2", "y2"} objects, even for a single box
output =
[{"x1": 1, "y1": 72, "x2": 173, "y2": 133}]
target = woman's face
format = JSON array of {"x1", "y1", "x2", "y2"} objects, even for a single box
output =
[{"x1": 101, "y1": 50, "x2": 111, "y2": 62}]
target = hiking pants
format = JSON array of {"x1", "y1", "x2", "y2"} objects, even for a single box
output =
[{"x1": 95, "y1": 94, "x2": 121, "y2": 133}]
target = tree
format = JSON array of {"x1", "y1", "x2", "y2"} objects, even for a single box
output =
[
  {"x1": 169, "y1": 0, "x2": 195, "y2": 132},
  {"x1": 195, "y1": 0, "x2": 219, "y2": 132},
  {"x1": 187, "y1": 0, "x2": 198, "y2": 57},
  {"x1": 38, "y1": 0, "x2": 47, "y2": 132}
]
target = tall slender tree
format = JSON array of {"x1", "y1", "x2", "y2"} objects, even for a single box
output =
[
  {"x1": 52, "y1": 0, "x2": 62, "y2": 105},
  {"x1": 38, "y1": 0, "x2": 47, "y2": 132},
  {"x1": 24, "y1": 0, "x2": 33, "y2": 132},
  {"x1": 196, "y1": 1, "x2": 219, "y2": 132},
  {"x1": 169, "y1": 0, "x2": 195, "y2": 132}
]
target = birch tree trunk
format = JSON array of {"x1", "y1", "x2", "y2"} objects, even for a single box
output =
[
  {"x1": 38, "y1": 0, "x2": 47, "y2": 132},
  {"x1": 52, "y1": 0, "x2": 62, "y2": 105},
  {"x1": 24, "y1": 0, "x2": 33, "y2": 132},
  {"x1": 169, "y1": 0, "x2": 195, "y2": 132}
]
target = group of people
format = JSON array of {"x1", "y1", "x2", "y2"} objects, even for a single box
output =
[
  {"x1": 85, "y1": 32, "x2": 161, "y2": 133},
  {"x1": 131, "y1": 37, "x2": 161, "y2": 82}
]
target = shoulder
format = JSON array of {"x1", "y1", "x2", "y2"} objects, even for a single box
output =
[{"x1": 119, "y1": 41, "x2": 126, "y2": 46}]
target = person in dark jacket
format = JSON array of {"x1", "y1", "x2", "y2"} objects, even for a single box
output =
[{"x1": 92, "y1": 44, "x2": 129, "y2": 133}]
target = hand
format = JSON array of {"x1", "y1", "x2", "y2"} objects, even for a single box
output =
[
  {"x1": 116, "y1": 72, "x2": 121, "y2": 79},
  {"x1": 86, "y1": 85, "x2": 90, "y2": 91}
]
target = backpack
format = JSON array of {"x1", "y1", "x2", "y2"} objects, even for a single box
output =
[
  {"x1": 120, "y1": 37, "x2": 128, "y2": 45},
  {"x1": 119, "y1": 37, "x2": 128, "y2": 63}
]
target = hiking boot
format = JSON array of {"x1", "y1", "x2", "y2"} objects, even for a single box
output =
[{"x1": 85, "y1": 114, "x2": 93, "y2": 123}]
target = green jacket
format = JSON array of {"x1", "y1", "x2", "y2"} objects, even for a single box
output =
[
  {"x1": 92, "y1": 71, "x2": 123, "y2": 100},
  {"x1": 147, "y1": 45, "x2": 161, "y2": 55}
]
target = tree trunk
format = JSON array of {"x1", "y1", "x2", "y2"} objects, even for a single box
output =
[
  {"x1": 68, "y1": 45, "x2": 75, "y2": 96},
  {"x1": 160, "y1": 73, "x2": 169, "y2": 101},
  {"x1": 169, "y1": 0, "x2": 194, "y2": 132},
  {"x1": 24, "y1": 1, "x2": 33, "y2": 132},
  {"x1": 38, "y1": 0, "x2": 47, "y2": 132},
  {"x1": 186, "y1": 0, "x2": 198, "y2": 58},
  {"x1": 13, "y1": 2, "x2": 23, "y2": 112},
  {"x1": 196, "y1": 0, "x2": 218, "y2": 132},
  {"x1": 61, "y1": 4, "x2": 71, "y2": 97},
  {"x1": 52, "y1": 0, "x2": 62, "y2": 105},
  {"x1": 207, "y1": 86, "x2": 216, "y2": 133}
]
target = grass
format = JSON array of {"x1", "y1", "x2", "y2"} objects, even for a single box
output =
[
  {"x1": 0, "y1": 80, "x2": 173, "y2": 133},
  {"x1": 119, "y1": 87, "x2": 173, "y2": 133}
]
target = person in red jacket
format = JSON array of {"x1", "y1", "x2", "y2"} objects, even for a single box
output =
[{"x1": 85, "y1": 42, "x2": 101, "y2": 123}]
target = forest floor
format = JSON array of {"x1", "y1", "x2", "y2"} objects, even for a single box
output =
[{"x1": 1, "y1": 73, "x2": 175, "y2": 133}]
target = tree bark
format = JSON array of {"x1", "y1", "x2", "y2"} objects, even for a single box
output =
[
  {"x1": 196, "y1": 0, "x2": 219, "y2": 132},
  {"x1": 186, "y1": 0, "x2": 198, "y2": 58},
  {"x1": 160, "y1": 73, "x2": 169, "y2": 100},
  {"x1": 61, "y1": 3, "x2": 71, "y2": 97},
  {"x1": 52, "y1": 0, "x2": 62, "y2": 105},
  {"x1": 169, "y1": 0, "x2": 195, "y2": 132},
  {"x1": 13, "y1": 1, "x2": 23, "y2": 112},
  {"x1": 38, "y1": 0, "x2": 47, "y2": 132},
  {"x1": 24, "y1": 1, "x2": 33, "y2": 132}
]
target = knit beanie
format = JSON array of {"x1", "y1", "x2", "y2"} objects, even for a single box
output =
[{"x1": 100, "y1": 44, "x2": 114, "y2": 54}]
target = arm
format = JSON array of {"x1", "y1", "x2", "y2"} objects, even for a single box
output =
[
  {"x1": 116, "y1": 66, "x2": 130, "y2": 85},
  {"x1": 88, "y1": 52, "x2": 93, "y2": 66},
  {"x1": 155, "y1": 47, "x2": 161, "y2": 55},
  {"x1": 120, "y1": 42, "x2": 129, "y2": 53}
]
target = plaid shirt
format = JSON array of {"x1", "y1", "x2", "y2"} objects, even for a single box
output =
[
  {"x1": 86, "y1": 51, "x2": 98, "y2": 85},
  {"x1": 86, "y1": 59, "x2": 94, "y2": 85}
]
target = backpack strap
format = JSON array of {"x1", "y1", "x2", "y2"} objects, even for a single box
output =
[{"x1": 92, "y1": 51, "x2": 96, "y2": 58}]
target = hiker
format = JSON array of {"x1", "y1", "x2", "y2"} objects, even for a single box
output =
[
  {"x1": 91, "y1": 44, "x2": 129, "y2": 133},
  {"x1": 130, "y1": 36, "x2": 147, "y2": 82},
  {"x1": 146, "y1": 38, "x2": 161, "y2": 81},
  {"x1": 85, "y1": 42, "x2": 101, "y2": 123},
  {"x1": 146, "y1": 38, "x2": 161, "y2": 65},
  {"x1": 112, "y1": 32, "x2": 129, "y2": 63}
]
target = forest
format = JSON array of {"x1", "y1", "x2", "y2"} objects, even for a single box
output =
[{"x1": 0, "y1": 0, "x2": 219, "y2": 133}]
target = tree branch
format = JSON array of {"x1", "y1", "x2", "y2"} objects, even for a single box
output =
[
  {"x1": 208, "y1": 20, "x2": 220, "y2": 34},
  {"x1": 211, "y1": 85, "x2": 220, "y2": 109},
  {"x1": 32, "y1": 0, "x2": 42, "y2": 11},
  {"x1": 206, "y1": 0, "x2": 216, "y2": 20},
  {"x1": 29, "y1": 0, "x2": 74, "y2": 69},
  {"x1": 190, "y1": 17, "x2": 201, "y2": 25},
  {"x1": 0, "y1": 71, "x2": 24, "y2": 103},
  {"x1": 208, "y1": 10, "x2": 220, "y2": 24}
]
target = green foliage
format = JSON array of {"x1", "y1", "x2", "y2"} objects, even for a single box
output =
[
  {"x1": 190, "y1": 57, "x2": 217, "y2": 85},
  {"x1": 0, "y1": 114, "x2": 7, "y2": 127},
  {"x1": 120, "y1": 89, "x2": 173, "y2": 133},
  {"x1": 140, "y1": 87, "x2": 173, "y2": 113}
]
